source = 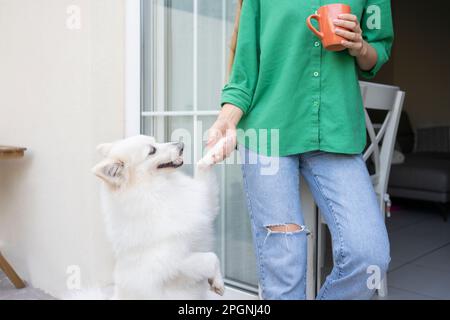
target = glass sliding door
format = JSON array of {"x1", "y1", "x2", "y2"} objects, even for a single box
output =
[{"x1": 140, "y1": 0, "x2": 258, "y2": 293}]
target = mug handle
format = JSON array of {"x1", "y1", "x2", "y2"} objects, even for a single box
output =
[{"x1": 307, "y1": 14, "x2": 324, "y2": 40}]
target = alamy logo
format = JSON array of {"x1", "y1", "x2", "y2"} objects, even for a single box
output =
[
  {"x1": 366, "y1": 5, "x2": 381, "y2": 30},
  {"x1": 66, "y1": 265, "x2": 81, "y2": 290},
  {"x1": 366, "y1": 265, "x2": 382, "y2": 290},
  {"x1": 66, "y1": 5, "x2": 82, "y2": 30}
]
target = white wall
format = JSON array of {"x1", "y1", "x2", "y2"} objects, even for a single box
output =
[{"x1": 0, "y1": 0, "x2": 125, "y2": 297}]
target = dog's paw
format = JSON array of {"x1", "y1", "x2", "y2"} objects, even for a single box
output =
[
  {"x1": 208, "y1": 275, "x2": 225, "y2": 296},
  {"x1": 197, "y1": 136, "x2": 234, "y2": 170},
  {"x1": 196, "y1": 159, "x2": 213, "y2": 171}
]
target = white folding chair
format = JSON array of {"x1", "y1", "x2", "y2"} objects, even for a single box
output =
[
  {"x1": 316, "y1": 82, "x2": 406, "y2": 298},
  {"x1": 360, "y1": 81, "x2": 405, "y2": 297}
]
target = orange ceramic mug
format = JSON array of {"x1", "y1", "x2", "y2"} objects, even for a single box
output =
[{"x1": 306, "y1": 4, "x2": 351, "y2": 52}]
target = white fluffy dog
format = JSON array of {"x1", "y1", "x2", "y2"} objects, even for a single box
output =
[{"x1": 91, "y1": 135, "x2": 224, "y2": 300}]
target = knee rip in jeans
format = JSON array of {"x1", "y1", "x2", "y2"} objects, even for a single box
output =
[
  {"x1": 265, "y1": 224, "x2": 310, "y2": 234},
  {"x1": 264, "y1": 223, "x2": 312, "y2": 250}
]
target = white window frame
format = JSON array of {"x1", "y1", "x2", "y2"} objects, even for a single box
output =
[
  {"x1": 125, "y1": 0, "x2": 142, "y2": 137},
  {"x1": 125, "y1": 0, "x2": 258, "y2": 300}
]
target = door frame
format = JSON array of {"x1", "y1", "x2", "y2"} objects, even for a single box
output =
[
  {"x1": 125, "y1": 0, "x2": 141, "y2": 137},
  {"x1": 124, "y1": 0, "x2": 258, "y2": 300}
]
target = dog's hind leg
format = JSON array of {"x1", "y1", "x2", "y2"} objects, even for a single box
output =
[{"x1": 179, "y1": 252, "x2": 225, "y2": 296}]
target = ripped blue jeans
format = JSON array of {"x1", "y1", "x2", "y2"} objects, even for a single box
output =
[{"x1": 239, "y1": 146, "x2": 391, "y2": 300}]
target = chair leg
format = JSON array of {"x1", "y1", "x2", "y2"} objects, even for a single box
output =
[
  {"x1": 0, "y1": 251, "x2": 26, "y2": 289},
  {"x1": 377, "y1": 275, "x2": 388, "y2": 298}
]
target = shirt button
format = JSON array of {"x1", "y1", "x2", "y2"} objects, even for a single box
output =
[
  {"x1": 314, "y1": 101, "x2": 320, "y2": 107},
  {"x1": 314, "y1": 72, "x2": 320, "y2": 77},
  {"x1": 314, "y1": 41, "x2": 321, "y2": 47}
]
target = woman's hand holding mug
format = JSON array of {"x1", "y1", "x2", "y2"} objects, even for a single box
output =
[
  {"x1": 334, "y1": 13, "x2": 378, "y2": 71},
  {"x1": 306, "y1": 4, "x2": 378, "y2": 71},
  {"x1": 333, "y1": 14, "x2": 367, "y2": 57}
]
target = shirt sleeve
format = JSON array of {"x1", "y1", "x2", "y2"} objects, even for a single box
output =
[
  {"x1": 221, "y1": 0, "x2": 260, "y2": 115},
  {"x1": 359, "y1": 0, "x2": 394, "y2": 79}
]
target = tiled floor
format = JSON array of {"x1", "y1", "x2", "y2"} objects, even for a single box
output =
[
  {"x1": 0, "y1": 272, "x2": 53, "y2": 300},
  {"x1": 1, "y1": 198, "x2": 449, "y2": 300},
  {"x1": 377, "y1": 199, "x2": 450, "y2": 300}
]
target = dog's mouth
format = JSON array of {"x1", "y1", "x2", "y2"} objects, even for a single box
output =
[
  {"x1": 157, "y1": 146, "x2": 184, "y2": 170},
  {"x1": 157, "y1": 157, "x2": 184, "y2": 169}
]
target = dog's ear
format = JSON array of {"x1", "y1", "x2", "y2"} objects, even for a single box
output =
[
  {"x1": 92, "y1": 158, "x2": 126, "y2": 187},
  {"x1": 96, "y1": 143, "x2": 114, "y2": 157}
]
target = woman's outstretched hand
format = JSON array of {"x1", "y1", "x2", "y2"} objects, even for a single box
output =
[{"x1": 205, "y1": 104, "x2": 243, "y2": 164}]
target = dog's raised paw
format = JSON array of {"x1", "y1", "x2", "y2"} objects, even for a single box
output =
[
  {"x1": 196, "y1": 160, "x2": 213, "y2": 171},
  {"x1": 208, "y1": 276, "x2": 225, "y2": 296}
]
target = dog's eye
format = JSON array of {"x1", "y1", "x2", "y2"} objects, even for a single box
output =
[{"x1": 148, "y1": 146, "x2": 156, "y2": 156}]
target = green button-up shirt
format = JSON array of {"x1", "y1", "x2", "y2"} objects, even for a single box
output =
[{"x1": 221, "y1": 0, "x2": 394, "y2": 156}]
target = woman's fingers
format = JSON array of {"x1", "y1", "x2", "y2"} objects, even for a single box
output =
[
  {"x1": 212, "y1": 143, "x2": 228, "y2": 164},
  {"x1": 333, "y1": 14, "x2": 363, "y2": 55},
  {"x1": 335, "y1": 28, "x2": 362, "y2": 42},
  {"x1": 207, "y1": 125, "x2": 223, "y2": 149},
  {"x1": 333, "y1": 19, "x2": 357, "y2": 31},
  {"x1": 206, "y1": 117, "x2": 238, "y2": 164},
  {"x1": 341, "y1": 40, "x2": 364, "y2": 50},
  {"x1": 225, "y1": 133, "x2": 237, "y2": 156},
  {"x1": 207, "y1": 132, "x2": 217, "y2": 148},
  {"x1": 337, "y1": 13, "x2": 358, "y2": 22},
  {"x1": 212, "y1": 133, "x2": 237, "y2": 164}
]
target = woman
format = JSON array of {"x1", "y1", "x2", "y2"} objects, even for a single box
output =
[{"x1": 207, "y1": 0, "x2": 394, "y2": 300}]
